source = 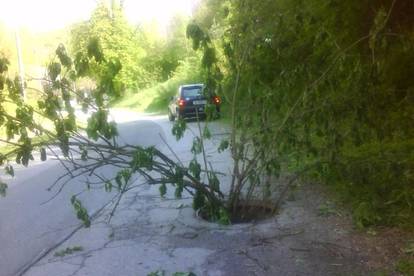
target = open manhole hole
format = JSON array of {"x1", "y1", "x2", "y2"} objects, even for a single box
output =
[{"x1": 199, "y1": 201, "x2": 277, "y2": 224}]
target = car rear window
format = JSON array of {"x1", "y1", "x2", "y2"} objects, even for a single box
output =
[{"x1": 182, "y1": 86, "x2": 203, "y2": 98}]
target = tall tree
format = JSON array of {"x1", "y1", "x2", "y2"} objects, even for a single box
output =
[{"x1": 70, "y1": 1, "x2": 150, "y2": 90}]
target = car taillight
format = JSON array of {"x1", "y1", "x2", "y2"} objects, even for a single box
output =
[
  {"x1": 213, "y1": 96, "x2": 221, "y2": 105},
  {"x1": 178, "y1": 98, "x2": 186, "y2": 108}
]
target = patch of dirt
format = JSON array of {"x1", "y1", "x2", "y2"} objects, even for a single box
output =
[
  {"x1": 230, "y1": 202, "x2": 275, "y2": 224},
  {"x1": 348, "y1": 227, "x2": 414, "y2": 273},
  {"x1": 193, "y1": 182, "x2": 414, "y2": 275},
  {"x1": 289, "y1": 183, "x2": 414, "y2": 275}
]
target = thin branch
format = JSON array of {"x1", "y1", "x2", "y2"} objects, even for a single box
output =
[{"x1": 158, "y1": 133, "x2": 183, "y2": 166}]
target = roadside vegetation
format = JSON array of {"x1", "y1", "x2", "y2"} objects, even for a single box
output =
[
  {"x1": 114, "y1": 56, "x2": 203, "y2": 113},
  {"x1": 188, "y1": 0, "x2": 414, "y2": 230},
  {"x1": 0, "y1": 0, "x2": 412, "y2": 246}
]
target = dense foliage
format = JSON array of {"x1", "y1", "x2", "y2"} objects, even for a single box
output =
[{"x1": 190, "y1": 0, "x2": 414, "y2": 227}]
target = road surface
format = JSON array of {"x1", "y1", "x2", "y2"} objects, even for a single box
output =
[{"x1": 0, "y1": 110, "x2": 227, "y2": 276}]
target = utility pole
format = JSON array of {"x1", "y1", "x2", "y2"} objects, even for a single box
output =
[
  {"x1": 14, "y1": 29, "x2": 25, "y2": 100},
  {"x1": 107, "y1": 0, "x2": 115, "y2": 19}
]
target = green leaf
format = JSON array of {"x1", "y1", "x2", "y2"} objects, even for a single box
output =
[
  {"x1": 0, "y1": 75, "x2": 5, "y2": 90},
  {"x1": 175, "y1": 166, "x2": 184, "y2": 181},
  {"x1": 104, "y1": 181, "x2": 112, "y2": 192},
  {"x1": 147, "y1": 270, "x2": 165, "y2": 276},
  {"x1": 208, "y1": 173, "x2": 220, "y2": 192},
  {"x1": 54, "y1": 246, "x2": 83, "y2": 257},
  {"x1": 191, "y1": 137, "x2": 202, "y2": 155},
  {"x1": 120, "y1": 169, "x2": 131, "y2": 184},
  {"x1": 131, "y1": 148, "x2": 154, "y2": 171},
  {"x1": 172, "y1": 119, "x2": 186, "y2": 140},
  {"x1": 87, "y1": 37, "x2": 104, "y2": 63},
  {"x1": 48, "y1": 62, "x2": 61, "y2": 81},
  {"x1": 108, "y1": 58, "x2": 122, "y2": 76},
  {"x1": 0, "y1": 182, "x2": 8, "y2": 197},
  {"x1": 203, "y1": 126, "x2": 211, "y2": 139},
  {"x1": 218, "y1": 208, "x2": 230, "y2": 225},
  {"x1": 192, "y1": 190, "x2": 205, "y2": 211},
  {"x1": 5, "y1": 165, "x2": 14, "y2": 177},
  {"x1": 218, "y1": 140, "x2": 229, "y2": 153},
  {"x1": 175, "y1": 181, "x2": 184, "y2": 199},
  {"x1": 70, "y1": 196, "x2": 91, "y2": 227},
  {"x1": 70, "y1": 195, "x2": 76, "y2": 204},
  {"x1": 0, "y1": 56, "x2": 9, "y2": 73},
  {"x1": 189, "y1": 159, "x2": 201, "y2": 180},
  {"x1": 74, "y1": 52, "x2": 89, "y2": 77},
  {"x1": 115, "y1": 173, "x2": 123, "y2": 191},
  {"x1": 56, "y1": 44, "x2": 72, "y2": 68},
  {"x1": 159, "y1": 183, "x2": 167, "y2": 197}
]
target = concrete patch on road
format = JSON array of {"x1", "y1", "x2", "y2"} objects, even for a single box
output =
[
  {"x1": 27, "y1": 260, "x2": 82, "y2": 276},
  {"x1": 24, "y1": 181, "x2": 371, "y2": 276},
  {"x1": 148, "y1": 208, "x2": 180, "y2": 224},
  {"x1": 24, "y1": 189, "x2": 217, "y2": 276}
]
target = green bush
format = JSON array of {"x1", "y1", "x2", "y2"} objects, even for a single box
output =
[
  {"x1": 192, "y1": 0, "x2": 414, "y2": 228},
  {"x1": 396, "y1": 258, "x2": 414, "y2": 275},
  {"x1": 336, "y1": 140, "x2": 414, "y2": 227}
]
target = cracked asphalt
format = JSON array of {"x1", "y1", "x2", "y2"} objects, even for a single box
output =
[{"x1": 2, "y1": 110, "x2": 377, "y2": 275}]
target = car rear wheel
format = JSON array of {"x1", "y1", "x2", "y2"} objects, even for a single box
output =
[
  {"x1": 176, "y1": 109, "x2": 185, "y2": 121},
  {"x1": 168, "y1": 110, "x2": 175, "y2": 121},
  {"x1": 177, "y1": 113, "x2": 184, "y2": 120}
]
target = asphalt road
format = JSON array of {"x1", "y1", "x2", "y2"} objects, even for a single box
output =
[
  {"x1": 7, "y1": 111, "x2": 376, "y2": 276},
  {"x1": 0, "y1": 111, "x2": 179, "y2": 276},
  {"x1": 2, "y1": 110, "x2": 394, "y2": 276}
]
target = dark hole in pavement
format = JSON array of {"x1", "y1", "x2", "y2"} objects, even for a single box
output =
[
  {"x1": 200, "y1": 202, "x2": 276, "y2": 224},
  {"x1": 231, "y1": 203, "x2": 276, "y2": 223}
]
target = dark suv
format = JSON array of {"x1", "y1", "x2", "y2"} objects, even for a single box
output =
[{"x1": 168, "y1": 84, "x2": 221, "y2": 121}]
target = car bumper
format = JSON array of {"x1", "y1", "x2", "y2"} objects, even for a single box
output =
[{"x1": 178, "y1": 105, "x2": 220, "y2": 118}]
